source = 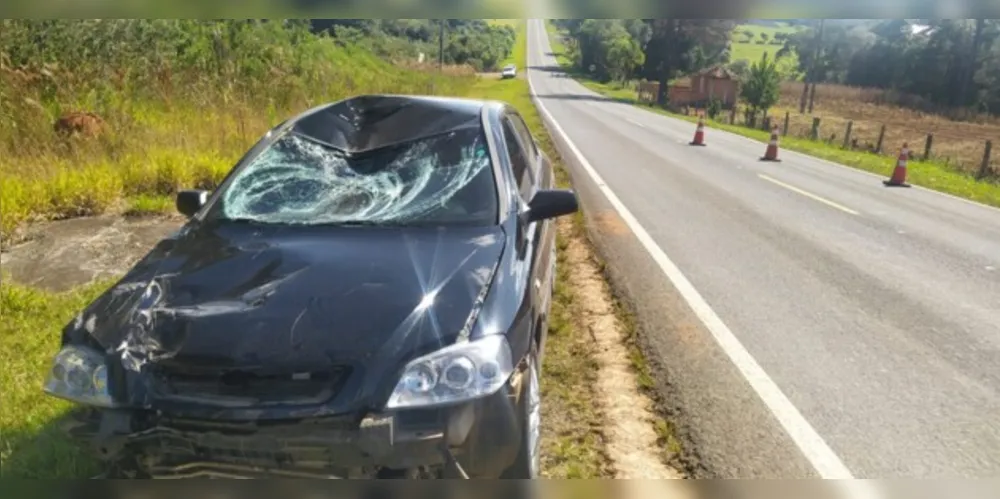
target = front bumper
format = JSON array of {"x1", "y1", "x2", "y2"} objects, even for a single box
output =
[{"x1": 64, "y1": 375, "x2": 527, "y2": 479}]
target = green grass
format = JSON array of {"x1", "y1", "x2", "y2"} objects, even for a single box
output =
[
  {"x1": 124, "y1": 194, "x2": 175, "y2": 217},
  {"x1": 544, "y1": 22, "x2": 1000, "y2": 209},
  {"x1": 730, "y1": 23, "x2": 800, "y2": 76},
  {"x1": 0, "y1": 19, "x2": 615, "y2": 480},
  {"x1": 730, "y1": 42, "x2": 798, "y2": 76},
  {"x1": 0, "y1": 20, "x2": 477, "y2": 246},
  {"x1": 0, "y1": 277, "x2": 113, "y2": 478},
  {"x1": 541, "y1": 19, "x2": 689, "y2": 474}
]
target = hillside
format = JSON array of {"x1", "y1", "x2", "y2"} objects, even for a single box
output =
[
  {"x1": 729, "y1": 22, "x2": 801, "y2": 75},
  {"x1": 0, "y1": 19, "x2": 515, "y2": 244}
]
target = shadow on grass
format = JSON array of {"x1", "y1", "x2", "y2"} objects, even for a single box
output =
[{"x1": 1, "y1": 409, "x2": 100, "y2": 479}]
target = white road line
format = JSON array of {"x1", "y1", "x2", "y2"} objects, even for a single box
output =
[
  {"x1": 526, "y1": 19, "x2": 871, "y2": 486},
  {"x1": 625, "y1": 118, "x2": 646, "y2": 128},
  {"x1": 759, "y1": 174, "x2": 861, "y2": 216}
]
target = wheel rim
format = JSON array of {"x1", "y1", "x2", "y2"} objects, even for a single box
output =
[{"x1": 526, "y1": 353, "x2": 542, "y2": 478}]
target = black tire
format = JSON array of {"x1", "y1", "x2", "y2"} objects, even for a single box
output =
[{"x1": 499, "y1": 345, "x2": 541, "y2": 479}]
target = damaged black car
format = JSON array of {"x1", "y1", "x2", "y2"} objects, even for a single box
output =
[{"x1": 42, "y1": 94, "x2": 579, "y2": 479}]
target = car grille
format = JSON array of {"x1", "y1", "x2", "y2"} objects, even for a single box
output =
[
  {"x1": 129, "y1": 417, "x2": 363, "y2": 478},
  {"x1": 149, "y1": 365, "x2": 351, "y2": 405}
]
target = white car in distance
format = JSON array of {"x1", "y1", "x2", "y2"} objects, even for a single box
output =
[{"x1": 501, "y1": 64, "x2": 517, "y2": 79}]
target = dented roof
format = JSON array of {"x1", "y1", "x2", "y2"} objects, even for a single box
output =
[{"x1": 290, "y1": 94, "x2": 486, "y2": 154}]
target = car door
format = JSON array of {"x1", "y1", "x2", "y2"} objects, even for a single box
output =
[{"x1": 500, "y1": 110, "x2": 556, "y2": 345}]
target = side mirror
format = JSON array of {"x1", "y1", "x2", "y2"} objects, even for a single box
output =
[
  {"x1": 526, "y1": 189, "x2": 579, "y2": 223},
  {"x1": 176, "y1": 189, "x2": 209, "y2": 218}
]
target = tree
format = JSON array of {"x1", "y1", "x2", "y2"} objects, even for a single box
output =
[
  {"x1": 741, "y1": 52, "x2": 781, "y2": 126},
  {"x1": 604, "y1": 34, "x2": 645, "y2": 83},
  {"x1": 572, "y1": 19, "x2": 613, "y2": 78},
  {"x1": 975, "y1": 34, "x2": 1000, "y2": 113},
  {"x1": 778, "y1": 20, "x2": 870, "y2": 112},
  {"x1": 640, "y1": 19, "x2": 736, "y2": 106},
  {"x1": 843, "y1": 19, "x2": 999, "y2": 110},
  {"x1": 727, "y1": 59, "x2": 751, "y2": 80}
]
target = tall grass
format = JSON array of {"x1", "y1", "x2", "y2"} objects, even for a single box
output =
[{"x1": 0, "y1": 20, "x2": 476, "y2": 244}]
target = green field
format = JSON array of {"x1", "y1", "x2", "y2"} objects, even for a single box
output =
[{"x1": 730, "y1": 23, "x2": 801, "y2": 76}]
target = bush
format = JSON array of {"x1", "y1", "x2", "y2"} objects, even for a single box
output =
[{"x1": 707, "y1": 98, "x2": 723, "y2": 119}]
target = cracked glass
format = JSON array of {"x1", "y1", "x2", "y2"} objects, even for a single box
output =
[{"x1": 204, "y1": 127, "x2": 498, "y2": 227}]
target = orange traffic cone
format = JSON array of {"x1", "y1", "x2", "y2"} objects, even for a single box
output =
[
  {"x1": 883, "y1": 144, "x2": 912, "y2": 187},
  {"x1": 759, "y1": 125, "x2": 781, "y2": 161},
  {"x1": 689, "y1": 115, "x2": 707, "y2": 146}
]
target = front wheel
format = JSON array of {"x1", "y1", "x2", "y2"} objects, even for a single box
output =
[{"x1": 500, "y1": 346, "x2": 541, "y2": 479}]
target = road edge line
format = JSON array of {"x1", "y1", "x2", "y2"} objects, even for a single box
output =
[{"x1": 525, "y1": 18, "x2": 859, "y2": 482}]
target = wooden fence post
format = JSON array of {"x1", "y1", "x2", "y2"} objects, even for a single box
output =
[
  {"x1": 977, "y1": 140, "x2": 993, "y2": 180},
  {"x1": 782, "y1": 111, "x2": 790, "y2": 136},
  {"x1": 875, "y1": 124, "x2": 886, "y2": 153},
  {"x1": 842, "y1": 121, "x2": 853, "y2": 149},
  {"x1": 810, "y1": 117, "x2": 821, "y2": 140},
  {"x1": 923, "y1": 133, "x2": 934, "y2": 160}
]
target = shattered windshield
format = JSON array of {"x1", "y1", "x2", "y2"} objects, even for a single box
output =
[{"x1": 207, "y1": 127, "x2": 497, "y2": 226}]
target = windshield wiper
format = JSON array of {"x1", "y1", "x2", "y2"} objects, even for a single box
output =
[{"x1": 222, "y1": 217, "x2": 276, "y2": 225}]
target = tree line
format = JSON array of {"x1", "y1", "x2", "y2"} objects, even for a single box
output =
[
  {"x1": 553, "y1": 19, "x2": 1000, "y2": 118},
  {"x1": 781, "y1": 19, "x2": 1000, "y2": 115},
  {"x1": 309, "y1": 19, "x2": 515, "y2": 71},
  {"x1": 553, "y1": 20, "x2": 736, "y2": 103}
]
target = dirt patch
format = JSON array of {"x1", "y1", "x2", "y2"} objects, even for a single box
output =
[
  {"x1": 557, "y1": 220, "x2": 685, "y2": 479},
  {"x1": 593, "y1": 211, "x2": 631, "y2": 237},
  {"x1": 53, "y1": 111, "x2": 106, "y2": 139},
  {"x1": 0, "y1": 214, "x2": 184, "y2": 292}
]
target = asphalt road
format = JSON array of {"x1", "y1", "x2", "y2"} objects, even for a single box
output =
[{"x1": 525, "y1": 19, "x2": 1000, "y2": 479}]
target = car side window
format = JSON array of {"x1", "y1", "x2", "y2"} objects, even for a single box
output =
[
  {"x1": 501, "y1": 119, "x2": 534, "y2": 199},
  {"x1": 508, "y1": 113, "x2": 538, "y2": 160}
]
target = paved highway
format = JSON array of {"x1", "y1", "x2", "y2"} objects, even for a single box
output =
[{"x1": 526, "y1": 19, "x2": 1000, "y2": 479}]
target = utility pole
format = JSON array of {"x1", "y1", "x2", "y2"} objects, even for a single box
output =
[
  {"x1": 438, "y1": 19, "x2": 445, "y2": 71},
  {"x1": 800, "y1": 18, "x2": 824, "y2": 114}
]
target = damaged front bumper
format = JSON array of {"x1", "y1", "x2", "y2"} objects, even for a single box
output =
[{"x1": 64, "y1": 374, "x2": 527, "y2": 479}]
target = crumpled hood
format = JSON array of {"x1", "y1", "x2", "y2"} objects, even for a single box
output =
[{"x1": 68, "y1": 221, "x2": 505, "y2": 415}]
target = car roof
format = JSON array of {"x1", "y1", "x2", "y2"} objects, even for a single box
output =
[{"x1": 288, "y1": 94, "x2": 489, "y2": 154}]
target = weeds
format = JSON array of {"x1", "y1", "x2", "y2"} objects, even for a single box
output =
[{"x1": 0, "y1": 20, "x2": 476, "y2": 244}]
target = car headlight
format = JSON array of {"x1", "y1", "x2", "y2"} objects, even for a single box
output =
[
  {"x1": 42, "y1": 345, "x2": 116, "y2": 407},
  {"x1": 386, "y1": 334, "x2": 514, "y2": 410}
]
